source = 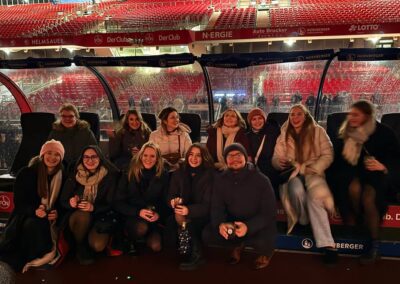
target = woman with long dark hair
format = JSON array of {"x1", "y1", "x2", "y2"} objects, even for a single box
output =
[
  {"x1": 0, "y1": 140, "x2": 65, "y2": 272},
  {"x1": 109, "y1": 109, "x2": 151, "y2": 171},
  {"x1": 328, "y1": 100, "x2": 400, "y2": 264},
  {"x1": 149, "y1": 107, "x2": 192, "y2": 170},
  {"x1": 167, "y1": 143, "x2": 214, "y2": 270},
  {"x1": 272, "y1": 104, "x2": 337, "y2": 264},
  {"x1": 61, "y1": 145, "x2": 118, "y2": 265},
  {"x1": 114, "y1": 142, "x2": 170, "y2": 253}
]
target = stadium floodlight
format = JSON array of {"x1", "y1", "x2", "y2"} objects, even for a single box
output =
[
  {"x1": 367, "y1": 37, "x2": 380, "y2": 44},
  {"x1": 349, "y1": 38, "x2": 354, "y2": 42},
  {"x1": 284, "y1": 39, "x2": 296, "y2": 46},
  {"x1": 3, "y1": 49, "x2": 10, "y2": 55},
  {"x1": 268, "y1": 41, "x2": 272, "y2": 45},
  {"x1": 307, "y1": 40, "x2": 312, "y2": 44}
]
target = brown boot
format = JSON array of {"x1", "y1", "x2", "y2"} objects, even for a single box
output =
[
  {"x1": 254, "y1": 255, "x2": 270, "y2": 270},
  {"x1": 228, "y1": 245, "x2": 243, "y2": 265}
]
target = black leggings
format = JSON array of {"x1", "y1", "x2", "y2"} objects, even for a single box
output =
[
  {"x1": 202, "y1": 224, "x2": 276, "y2": 257},
  {"x1": 69, "y1": 210, "x2": 110, "y2": 252}
]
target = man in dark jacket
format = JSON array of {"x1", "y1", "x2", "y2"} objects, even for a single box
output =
[{"x1": 203, "y1": 143, "x2": 277, "y2": 270}]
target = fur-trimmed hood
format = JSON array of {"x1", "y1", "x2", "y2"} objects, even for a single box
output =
[{"x1": 52, "y1": 119, "x2": 90, "y2": 131}]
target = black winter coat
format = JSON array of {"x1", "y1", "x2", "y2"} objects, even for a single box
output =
[
  {"x1": 246, "y1": 120, "x2": 280, "y2": 193},
  {"x1": 211, "y1": 163, "x2": 276, "y2": 237},
  {"x1": 13, "y1": 165, "x2": 65, "y2": 218},
  {"x1": 60, "y1": 169, "x2": 118, "y2": 220},
  {"x1": 114, "y1": 170, "x2": 171, "y2": 223},
  {"x1": 167, "y1": 166, "x2": 213, "y2": 220},
  {"x1": 327, "y1": 122, "x2": 400, "y2": 218}
]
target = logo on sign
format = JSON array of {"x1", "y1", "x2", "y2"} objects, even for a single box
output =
[
  {"x1": 346, "y1": 54, "x2": 356, "y2": 61},
  {"x1": 94, "y1": 35, "x2": 103, "y2": 45},
  {"x1": 159, "y1": 59, "x2": 167, "y2": 67},
  {"x1": 298, "y1": 28, "x2": 306, "y2": 36},
  {"x1": 0, "y1": 195, "x2": 10, "y2": 210},
  {"x1": 349, "y1": 24, "x2": 379, "y2": 32},
  {"x1": 145, "y1": 33, "x2": 154, "y2": 43},
  {"x1": 301, "y1": 238, "x2": 314, "y2": 249}
]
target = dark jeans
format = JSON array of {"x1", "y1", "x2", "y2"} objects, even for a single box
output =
[{"x1": 202, "y1": 224, "x2": 276, "y2": 257}]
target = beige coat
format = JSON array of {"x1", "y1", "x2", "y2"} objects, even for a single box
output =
[
  {"x1": 149, "y1": 123, "x2": 192, "y2": 157},
  {"x1": 272, "y1": 121, "x2": 334, "y2": 234}
]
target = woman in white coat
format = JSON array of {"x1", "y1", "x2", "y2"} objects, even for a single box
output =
[
  {"x1": 149, "y1": 107, "x2": 192, "y2": 170},
  {"x1": 272, "y1": 104, "x2": 337, "y2": 264}
]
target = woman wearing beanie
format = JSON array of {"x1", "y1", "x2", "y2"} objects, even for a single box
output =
[
  {"x1": 167, "y1": 143, "x2": 214, "y2": 271},
  {"x1": 0, "y1": 140, "x2": 65, "y2": 272},
  {"x1": 206, "y1": 108, "x2": 250, "y2": 170},
  {"x1": 114, "y1": 142, "x2": 170, "y2": 254},
  {"x1": 203, "y1": 143, "x2": 276, "y2": 270},
  {"x1": 109, "y1": 109, "x2": 151, "y2": 171},
  {"x1": 246, "y1": 108, "x2": 281, "y2": 195},
  {"x1": 60, "y1": 145, "x2": 118, "y2": 265},
  {"x1": 327, "y1": 100, "x2": 400, "y2": 264},
  {"x1": 272, "y1": 104, "x2": 337, "y2": 264},
  {"x1": 48, "y1": 103, "x2": 97, "y2": 169},
  {"x1": 149, "y1": 107, "x2": 192, "y2": 171}
]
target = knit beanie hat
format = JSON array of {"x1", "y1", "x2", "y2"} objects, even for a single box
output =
[
  {"x1": 247, "y1": 108, "x2": 266, "y2": 124},
  {"x1": 40, "y1": 139, "x2": 65, "y2": 160},
  {"x1": 223, "y1": 143, "x2": 248, "y2": 162},
  {"x1": 158, "y1": 107, "x2": 178, "y2": 121}
]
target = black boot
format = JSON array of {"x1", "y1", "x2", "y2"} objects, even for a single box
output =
[
  {"x1": 76, "y1": 243, "x2": 94, "y2": 265},
  {"x1": 179, "y1": 236, "x2": 205, "y2": 271},
  {"x1": 360, "y1": 240, "x2": 380, "y2": 265},
  {"x1": 322, "y1": 247, "x2": 338, "y2": 266}
]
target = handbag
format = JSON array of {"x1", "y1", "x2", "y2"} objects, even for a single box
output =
[
  {"x1": 162, "y1": 135, "x2": 183, "y2": 165},
  {"x1": 162, "y1": 152, "x2": 182, "y2": 165},
  {"x1": 278, "y1": 166, "x2": 296, "y2": 184},
  {"x1": 177, "y1": 222, "x2": 192, "y2": 256}
]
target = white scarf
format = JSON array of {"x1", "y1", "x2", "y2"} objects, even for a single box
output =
[
  {"x1": 22, "y1": 170, "x2": 63, "y2": 273},
  {"x1": 342, "y1": 118, "x2": 376, "y2": 166},
  {"x1": 216, "y1": 126, "x2": 240, "y2": 169}
]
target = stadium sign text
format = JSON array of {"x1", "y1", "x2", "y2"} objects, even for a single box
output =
[{"x1": 201, "y1": 31, "x2": 233, "y2": 40}]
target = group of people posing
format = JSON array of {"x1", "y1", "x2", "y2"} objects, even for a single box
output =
[{"x1": 0, "y1": 99, "x2": 398, "y2": 274}]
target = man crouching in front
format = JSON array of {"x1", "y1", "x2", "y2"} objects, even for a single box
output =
[{"x1": 202, "y1": 143, "x2": 277, "y2": 270}]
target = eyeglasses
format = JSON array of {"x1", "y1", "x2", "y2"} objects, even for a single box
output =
[
  {"x1": 61, "y1": 115, "x2": 75, "y2": 119},
  {"x1": 226, "y1": 153, "x2": 244, "y2": 159},
  {"x1": 83, "y1": 155, "x2": 99, "y2": 161}
]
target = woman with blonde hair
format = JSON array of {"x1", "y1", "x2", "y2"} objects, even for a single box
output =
[
  {"x1": 114, "y1": 142, "x2": 170, "y2": 253},
  {"x1": 109, "y1": 109, "x2": 151, "y2": 170},
  {"x1": 206, "y1": 108, "x2": 249, "y2": 170},
  {"x1": 272, "y1": 104, "x2": 337, "y2": 264}
]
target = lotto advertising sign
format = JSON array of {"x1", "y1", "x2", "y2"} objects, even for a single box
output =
[{"x1": 0, "y1": 192, "x2": 13, "y2": 213}]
